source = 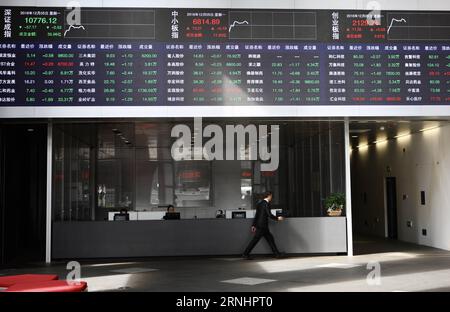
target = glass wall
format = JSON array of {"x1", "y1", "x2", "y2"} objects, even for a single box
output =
[
  {"x1": 53, "y1": 124, "x2": 94, "y2": 221},
  {"x1": 52, "y1": 119, "x2": 345, "y2": 221}
]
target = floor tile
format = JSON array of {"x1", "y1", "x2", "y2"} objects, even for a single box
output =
[
  {"x1": 221, "y1": 277, "x2": 276, "y2": 285},
  {"x1": 314, "y1": 263, "x2": 361, "y2": 269},
  {"x1": 110, "y1": 267, "x2": 158, "y2": 274}
]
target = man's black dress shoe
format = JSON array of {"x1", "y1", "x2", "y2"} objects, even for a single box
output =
[
  {"x1": 274, "y1": 252, "x2": 286, "y2": 259},
  {"x1": 242, "y1": 254, "x2": 253, "y2": 260}
]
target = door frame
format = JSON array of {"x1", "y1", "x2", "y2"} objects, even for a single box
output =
[
  {"x1": 46, "y1": 123, "x2": 52, "y2": 263},
  {"x1": 384, "y1": 176, "x2": 398, "y2": 239}
]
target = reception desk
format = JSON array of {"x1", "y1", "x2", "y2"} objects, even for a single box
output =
[
  {"x1": 107, "y1": 209, "x2": 281, "y2": 220},
  {"x1": 52, "y1": 217, "x2": 347, "y2": 259}
]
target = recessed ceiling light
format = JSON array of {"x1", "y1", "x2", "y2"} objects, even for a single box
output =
[
  {"x1": 27, "y1": 128, "x2": 34, "y2": 132},
  {"x1": 394, "y1": 133, "x2": 411, "y2": 139},
  {"x1": 380, "y1": 126, "x2": 385, "y2": 131},
  {"x1": 349, "y1": 129, "x2": 371, "y2": 134},
  {"x1": 420, "y1": 126, "x2": 439, "y2": 132}
]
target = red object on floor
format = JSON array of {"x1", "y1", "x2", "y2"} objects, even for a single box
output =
[
  {"x1": 0, "y1": 274, "x2": 59, "y2": 287},
  {"x1": 5, "y1": 280, "x2": 87, "y2": 292}
]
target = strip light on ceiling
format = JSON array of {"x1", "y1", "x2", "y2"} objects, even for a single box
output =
[
  {"x1": 355, "y1": 124, "x2": 443, "y2": 150},
  {"x1": 394, "y1": 132, "x2": 411, "y2": 139},
  {"x1": 419, "y1": 126, "x2": 439, "y2": 132}
]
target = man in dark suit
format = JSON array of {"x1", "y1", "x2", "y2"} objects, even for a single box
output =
[{"x1": 242, "y1": 191, "x2": 284, "y2": 259}]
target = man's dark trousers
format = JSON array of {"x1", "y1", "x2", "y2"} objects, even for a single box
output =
[{"x1": 243, "y1": 227, "x2": 280, "y2": 256}]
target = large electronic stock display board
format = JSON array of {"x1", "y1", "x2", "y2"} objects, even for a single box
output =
[{"x1": 0, "y1": 7, "x2": 449, "y2": 111}]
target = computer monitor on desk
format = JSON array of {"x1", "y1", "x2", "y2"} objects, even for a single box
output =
[
  {"x1": 113, "y1": 213, "x2": 129, "y2": 221},
  {"x1": 164, "y1": 212, "x2": 180, "y2": 220},
  {"x1": 232, "y1": 211, "x2": 246, "y2": 219}
]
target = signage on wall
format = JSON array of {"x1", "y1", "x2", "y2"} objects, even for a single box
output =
[{"x1": 0, "y1": 7, "x2": 450, "y2": 107}]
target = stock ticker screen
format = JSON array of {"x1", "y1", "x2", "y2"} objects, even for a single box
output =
[{"x1": 0, "y1": 7, "x2": 450, "y2": 106}]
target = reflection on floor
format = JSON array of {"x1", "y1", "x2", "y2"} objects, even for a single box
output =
[
  {"x1": 221, "y1": 277, "x2": 276, "y2": 286},
  {"x1": 1, "y1": 236, "x2": 450, "y2": 292}
]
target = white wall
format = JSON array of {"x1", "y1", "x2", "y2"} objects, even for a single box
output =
[{"x1": 351, "y1": 124, "x2": 450, "y2": 251}]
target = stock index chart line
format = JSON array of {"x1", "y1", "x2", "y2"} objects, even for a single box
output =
[
  {"x1": 229, "y1": 20, "x2": 249, "y2": 32},
  {"x1": 387, "y1": 17, "x2": 407, "y2": 34},
  {"x1": 63, "y1": 9, "x2": 156, "y2": 39},
  {"x1": 228, "y1": 11, "x2": 317, "y2": 40},
  {"x1": 387, "y1": 12, "x2": 450, "y2": 41}
]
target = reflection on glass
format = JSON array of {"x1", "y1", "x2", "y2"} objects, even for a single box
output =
[
  {"x1": 52, "y1": 124, "x2": 93, "y2": 221},
  {"x1": 97, "y1": 184, "x2": 106, "y2": 208},
  {"x1": 149, "y1": 167, "x2": 159, "y2": 205},
  {"x1": 52, "y1": 121, "x2": 346, "y2": 221},
  {"x1": 174, "y1": 161, "x2": 211, "y2": 207},
  {"x1": 96, "y1": 124, "x2": 135, "y2": 221},
  {"x1": 240, "y1": 160, "x2": 253, "y2": 209}
]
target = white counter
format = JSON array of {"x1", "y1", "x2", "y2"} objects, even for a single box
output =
[
  {"x1": 53, "y1": 217, "x2": 348, "y2": 258},
  {"x1": 108, "y1": 211, "x2": 165, "y2": 221}
]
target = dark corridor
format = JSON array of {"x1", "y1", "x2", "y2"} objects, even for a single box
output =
[{"x1": 0, "y1": 124, "x2": 47, "y2": 266}]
